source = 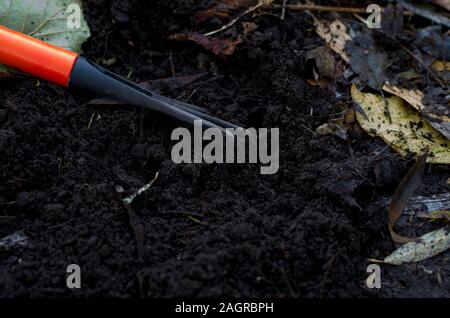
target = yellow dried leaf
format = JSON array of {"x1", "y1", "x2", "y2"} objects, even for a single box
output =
[
  {"x1": 432, "y1": 60, "x2": 450, "y2": 72},
  {"x1": 382, "y1": 84, "x2": 450, "y2": 140},
  {"x1": 381, "y1": 85, "x2": 424, "y2": 111},
  {"x1": 351, "y1": 84, "x2": 450, "y2": 164}
]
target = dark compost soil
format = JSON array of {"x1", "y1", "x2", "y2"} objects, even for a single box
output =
[{"x1": 0, "y1": 0, "x2": 449, "y2": 297}]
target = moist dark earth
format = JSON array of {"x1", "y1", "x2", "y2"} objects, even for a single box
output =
[{"x1": 0, "y1": 0, "x2": 449, "y2": 297}]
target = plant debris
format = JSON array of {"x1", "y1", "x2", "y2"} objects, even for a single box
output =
[
  {"x1": 315, "y1": 122, "x2": 348, "y2": 140},
  {"x1": 351, "y1": 85, "x2": 450, "y2": 163},
  {"x1": 380, "y1": 228, "x2": 450, "y2": 265},
  {"x1": 168, "y1": 22, "x2": 257, "y2": 57},
  {"x1": 388, "y1": 151, "x2": 428, "y2": 243},
  {"x1": 417, "y1": 210, "x2": 450, "y2": 221},
  {"x1": 399, "y1": 0, "x2": 450, "y2": 28},
  {"x1": 306, "y1": 46, "x2": 336, "y2": 80},
  {"x1": 0, "y1": 231, "x2": 29, "y2": 249},
  {"x1": 382, "y1": 85, "x2": 450, "y2": 140},
  {"x1": 123, "y1": 171, "x2": 159, "y2": 205},
  {"x1": 194, "y1": 0, "x2": 252, "y2": 22},
  {"x1": 315, "y1": 17, "x2": 450, "y2": 141},
  {"x1": 314, "y1": 18, "x2": 351, "y2": 63},
  {"x1": 346, "y1": 38, "x2": 387, "y2": 91},
  {"x1": 433, "y1": 0, "x2": 450, "y2": 11},
  {"x1": 404, "y1": 193, "x2": 450, "y2": 216},
  {"x1": 415, "y1": 26, "x2": 450, "y2": 60},
  {"x1": 203, "y1": 0, "x2": 273, "y2": 36}
]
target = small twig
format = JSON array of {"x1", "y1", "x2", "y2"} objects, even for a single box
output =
[
  {"x1": 156, "y1": 210, "x2": 205, "y2": 218},
  {"x1": 281, "y1": 0, "x2": 288, "y2": 20},
  {"x1": 399, "y1": 0, "x2": 450, "y2": 28},
  {"x1": 204, "y1": 0, "x2": 274, "y2": 36},
  {"x1": 169, "y1": 50, "x2": 176, "y2": 77},
  {"x1": 123, "y1": 171, "x2": 160, "y2": 204},
  {"x1": 396, "y1": 41, "x2": 446, "y2": 88},
  {"x1": 266, "y1": 3, "x2": 414, "y2": 15}
]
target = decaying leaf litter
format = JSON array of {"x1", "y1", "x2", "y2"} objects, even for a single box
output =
[
  {"x1": 306, "y1": 1, "x2": 450, "y2": 265},
  {"x1": 313, "y1": 9, "x2": 450, "y2": 140},
  {"x1": 196, "y1": 0, "x2": 450, "y2": 267},
  {"x1": 0, "y1": 0, "x2": 450, "y2": 297}
]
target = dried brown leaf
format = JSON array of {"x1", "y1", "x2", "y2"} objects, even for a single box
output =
[
  {"x1": 306, "y1": 46, "x2": 336, "y2": 80},
  {"x1": 389, "y1": 151, "x2": 428, "y2": 244},
  {"x1": 195, "y1": 0, "x2": 253, "y2": 22},
  {"x1": 417, "y1": 210, "x2": 450, "y2": 221},
  {"x1": 169, "y1": 22, "x2": 257, "y2": 57}
]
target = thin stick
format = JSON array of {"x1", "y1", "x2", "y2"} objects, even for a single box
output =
[
  {"x1": 281, "y1": 0, "x2": 288, "y2": 20},
  {"x1": 399, "y1": 0, "x2": 450, "y2": 28},
  {"x1": 396, "y1": 41, "x2": 446, "y2": 88},
  {"x1": 123, "y1": 171, "x2": 159, "y2": 204},
  {"x1": 266, "y1": 3, "x2": 414, "y2": 15},
  {"x1": 204, "y1": 0, "x2": 274, "y2": 37}
]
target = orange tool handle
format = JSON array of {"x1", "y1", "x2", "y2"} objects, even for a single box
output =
[{"x1": 0, "y1": 25, "x2": 79, "y2": 87}]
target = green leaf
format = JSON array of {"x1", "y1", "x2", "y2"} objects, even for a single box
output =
[{"x1": 0, "y1": 0, "x2": 91, "y2": 73}]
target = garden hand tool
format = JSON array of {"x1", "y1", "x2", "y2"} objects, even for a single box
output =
[{"x1": 0, "y1": 25, "x2": 239, "y2": 130}]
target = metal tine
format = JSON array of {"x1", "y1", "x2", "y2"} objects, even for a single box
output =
[
  {"x1": 141, "y1": 94, "x2": 231, "y2": 131},
  {"x1": 152, "y1": 93, "x2": 241, "y2": 129},
  {"x1": 153, "y1": 93, "x2": 207, "y2": 113}
]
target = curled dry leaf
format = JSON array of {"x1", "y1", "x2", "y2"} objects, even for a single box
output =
[
  {"x1": 383, "y1": 228, "x2": 450, "y2": 265},
  {"x1": 315, "y1": 122, "x2": 348, "y2": 140},
  {"x1": 388, "y1": 151, "x2": 428, "y2": 244},
  {"x1": 417, "y1": 210, "x2": 450, "y2": 221},
  {"x1": 316, "y1": 105, "x2": 356, "y2": 140},
  {"x1": 306, "y1": 79, "x2": 332, "y2": 89},
  {"x1": 351, "y1": 85, "x2": 450, "y2": 164},
  {"x1": 306, "y1": 46, "x2": 336, "y2": 80}
]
